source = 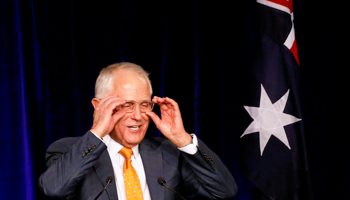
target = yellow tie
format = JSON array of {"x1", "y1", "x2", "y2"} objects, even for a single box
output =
[{"x1": 119, "y1": 147, "x2": 144, "y2": 200}]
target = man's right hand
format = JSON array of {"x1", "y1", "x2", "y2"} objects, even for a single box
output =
[{"x1": 90, "y1": 96, "x2": 126, "y2": 138}]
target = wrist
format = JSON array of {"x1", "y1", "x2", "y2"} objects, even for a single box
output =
[
  {"x1": 90, "y1": 130, "x2": 105, "y2": 142},
  {"x1": 177, "y1": 133, "x2": 193, "y2": 148},
  {"x1": 90, "y1": 127, "x2": 106, "y2": 138},
  {"x1": 178, "y1": 134, "x2": 198, "y2": 155}
]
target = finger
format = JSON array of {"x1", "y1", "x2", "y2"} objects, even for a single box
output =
[
  {"x1": 158, "y1": 97, "x2": 180, "y2": 112},
  {"x1": 99, "y1": 96, "x2": 124, "y2": 106},
  {"x1": 163, "y1": 97, "x2": 178, "y2": 107},
  {"x1": 99, "y1": 97, "x2": 126, "y2": 111},
  {"x1": 152, "y1": 95, "x2": 159, "y2": 100},
  {"x1": 152, "y1": 97, "x2": 167, "y2": 110},
  {"x1": 98, "y1": 95, "x2": 118, "y2": 105},
  {"x1": 109, "y1": 98, "x2": 126, "y2": 111},
  {"x1": 152, "y1": 97, "x2": 171, "y2": 105},
  {"x1": 152, "y1": 96, "x2": 163, "y2": 104}
]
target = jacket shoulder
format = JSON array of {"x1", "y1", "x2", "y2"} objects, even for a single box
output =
[
  {"x1": 45, "y1": 137, "x2": 81, "y2": 166},
  {"x1": 47, "y1": 137, "x2": 81, "y2": 152}
]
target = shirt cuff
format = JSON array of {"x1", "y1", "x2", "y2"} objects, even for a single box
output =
[{"x1": 178, "y1": 134, "x2": 198, "y2": 155}]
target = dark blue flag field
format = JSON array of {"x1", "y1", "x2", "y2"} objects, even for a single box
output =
[{"x1": 239, "y1": 0, "x2": 313, "y2": 199}]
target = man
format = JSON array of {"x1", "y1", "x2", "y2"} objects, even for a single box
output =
[{"x1": 38, "y1": 62, "x2": 237, "y2": 200}]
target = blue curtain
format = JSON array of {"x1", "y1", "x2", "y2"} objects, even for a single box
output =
[{"x1": 0, "y1": 0, "x2": 346, "y2": 199}]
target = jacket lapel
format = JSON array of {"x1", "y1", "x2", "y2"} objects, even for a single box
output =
[
  {"x1": 140, "y1": 138, "x2": 164, "y2": 200},
  {"x1": 94, "y1": 150, "x2": 118, "y2": 200}
]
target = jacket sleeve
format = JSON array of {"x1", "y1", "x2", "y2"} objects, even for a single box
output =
[
  {"x1": 38, "y1": 131, "x2": 106, "y2": 199},
  {"x1": 181, "y1": 138, "x2": 238, "y2": 199}
]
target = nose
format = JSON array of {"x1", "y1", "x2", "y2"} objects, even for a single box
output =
[{"x1": 131, "y1": 104, "x2": 142, "y2": 120}]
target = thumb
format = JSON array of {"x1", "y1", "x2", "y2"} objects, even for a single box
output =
[
  {"x1": 145, "y1": 111, "x2": 161, "y2": 127},
  {"x1": 112, "y1": 110, "x2": 126, "y2": 122}
]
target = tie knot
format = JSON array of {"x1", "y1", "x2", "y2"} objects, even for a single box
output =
[{"x1": 119, "y1": 147, "x2": 133, "y2": 160}]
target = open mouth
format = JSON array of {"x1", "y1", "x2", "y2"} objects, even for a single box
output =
[{"x1": 128, "y1": 126, "x2": 141, "y2": 131}]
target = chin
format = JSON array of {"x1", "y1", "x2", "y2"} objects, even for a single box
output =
[{"x1": 124, "y1": 131, "x2": 146, "y2": 146}]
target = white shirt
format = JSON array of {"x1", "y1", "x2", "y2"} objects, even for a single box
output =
[{"x1": 91, "y1": 132, "x2": 198, "y2": 200}]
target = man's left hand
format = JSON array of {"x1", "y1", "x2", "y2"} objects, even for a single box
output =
[{"x1": 146, "y1": 96, "x2": 192, "y2": 148}]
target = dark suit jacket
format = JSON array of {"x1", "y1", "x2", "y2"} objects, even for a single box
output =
[{"x1": 38, "y1": 131, "x2": 237, "y2": 199}]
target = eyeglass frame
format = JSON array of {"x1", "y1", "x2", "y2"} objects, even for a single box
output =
[{"x1": 116, "y1": 100, "x2": 155, "y2": 113}]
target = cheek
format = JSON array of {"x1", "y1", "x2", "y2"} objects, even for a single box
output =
[
  {"x1": 115, "y1": 116, "x2": 128, "y2": 131},
  {"x1": 142, "y1": 114, "x2": 150, "y2": 126}
]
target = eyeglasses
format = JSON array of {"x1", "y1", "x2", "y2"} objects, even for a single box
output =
[{"x1": 116, "y1": 100, "x2": 155, "y2": 113}]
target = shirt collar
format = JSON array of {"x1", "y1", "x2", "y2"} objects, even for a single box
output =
[{"x1": 103, "y1": 134, "x2": 140, "y2": 159}]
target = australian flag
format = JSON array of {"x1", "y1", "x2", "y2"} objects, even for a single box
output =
[{"x1": 239, "y1": 0, "x2": 312, "y2": 199}]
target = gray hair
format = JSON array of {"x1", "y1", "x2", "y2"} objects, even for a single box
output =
[{"x1": 94, "y1": 62, "x2": 153, "y2": 99}]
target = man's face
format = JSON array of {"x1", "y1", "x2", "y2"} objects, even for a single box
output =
[{"x1": 109, "y1": 70, "x2": 151, "y2": 148}]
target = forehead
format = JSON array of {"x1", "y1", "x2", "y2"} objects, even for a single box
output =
[{"x1": 112, "y1": 69, "x2": 151, "y2": 100}]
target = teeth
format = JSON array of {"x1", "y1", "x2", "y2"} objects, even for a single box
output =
[{"x1": 129, "y1": 126, "x2": 140, "y2": 130}]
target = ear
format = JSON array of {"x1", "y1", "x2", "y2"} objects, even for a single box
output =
[{"x1": 91, "y1": 98, "x2": 100, "y2": 109}]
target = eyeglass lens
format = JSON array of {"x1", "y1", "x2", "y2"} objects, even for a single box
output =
[{"x1": 117, "y1": 101, "x2": 154, "y2": 113}]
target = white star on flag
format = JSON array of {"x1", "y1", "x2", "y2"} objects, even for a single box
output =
[{"x1": 241, "y1": 84, "x2": 301, "y2": 155}]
